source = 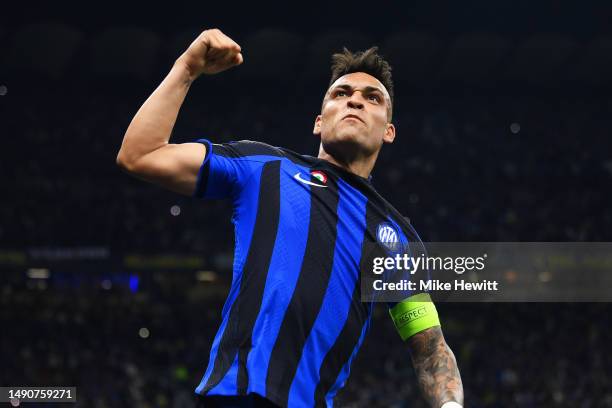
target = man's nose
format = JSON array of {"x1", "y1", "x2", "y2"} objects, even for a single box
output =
[{"x1": 347, "y1": 94, "x2": 364, "y2": 110}]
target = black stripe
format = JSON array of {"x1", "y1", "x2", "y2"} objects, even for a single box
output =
[
  {"x1": 313, "y1": 200, "x2": 378, "y2": 406},
  {"x1": 314, "y1": 288, "x2": 371, "y2": 406},
  {"x1": 202, "y1": 160, "x2": 282, "y2": 393},
  {"x1": 369, "y1": 187, "x2": 418, "y2": 243},
  {"x1": 265, "y1": 173, "x2": 340, "y2": 406},
  {"x1": 214, "y1": 140, "x2": 284, "y2": 158},
  {"x1": 237, "y1": 337, "x2": 250, "y2": 394},
  {"x1": 213, "y1": 141, "x2": 321, "y2": 168}
]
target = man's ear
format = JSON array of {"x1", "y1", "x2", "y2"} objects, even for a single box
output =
[
  {"x1": 313, "y1": 115, "x2": 322, "y2": 136},
  {"x1": 383, "y1": 123, "x2": 396, "y2": 144}
]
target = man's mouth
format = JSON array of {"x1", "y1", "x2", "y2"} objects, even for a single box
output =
[{"x1": 342, "y1": 114, "x2": 365, "y2": 124}]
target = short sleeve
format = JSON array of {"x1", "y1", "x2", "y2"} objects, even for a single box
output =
[{"x1": 192, "y1": 139, "x2": 283, "y2": 200}]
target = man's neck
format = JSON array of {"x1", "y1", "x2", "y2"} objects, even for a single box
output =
[{"x1": 317, "y1": 146, "x2": 377, "y2": 179}]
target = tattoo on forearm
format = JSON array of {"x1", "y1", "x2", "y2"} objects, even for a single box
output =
[{"x1": 408, "y1": 326, "x2": 463, "y2": 407}]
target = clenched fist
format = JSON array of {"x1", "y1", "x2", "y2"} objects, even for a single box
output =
[{"x1": 177, "y1": 28, "x2": 243, "y2": 79}]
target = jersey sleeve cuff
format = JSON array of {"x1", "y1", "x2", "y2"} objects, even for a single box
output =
[{"x1": 193, "y1": 138, "x2": 214, "y2": 199}]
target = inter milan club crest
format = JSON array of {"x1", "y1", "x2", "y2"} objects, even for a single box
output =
[
  {"x1": 376, "y1": 222, "x2": 400, "y2": 252},
  {"x1": 310, "y1": 170, "x2": 327, "y2": 185}
]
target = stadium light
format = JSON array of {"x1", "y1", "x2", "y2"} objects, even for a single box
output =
[
  {"x1": 196, "y1": 270, "x2": 217, "y2": 282},
  {"x1": 27, "y1": 268, "x2": 50, "y2": 279}
]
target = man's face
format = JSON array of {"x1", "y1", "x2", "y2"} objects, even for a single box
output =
[{"x1": 313, "y1": 72, "x2": 395, "y2": 158}]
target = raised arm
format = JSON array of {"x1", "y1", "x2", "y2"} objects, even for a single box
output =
[
  {"x1": 116, "y1": 28, "x2": 243, "y2": 195},
  {"x1": 408, "y1": 326, "x2": 464, "y2": 407}
]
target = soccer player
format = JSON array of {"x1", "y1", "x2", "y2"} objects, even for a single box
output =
[{"x1": 117, "y1": 28, "x2": 463, "y2": 408}]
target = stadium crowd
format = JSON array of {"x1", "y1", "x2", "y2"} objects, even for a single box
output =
[
  {"x1": 2, "y1": 277, "x2": 611, "y2": 407},
  {"x1": 2, "y1": 81, "x2": 611, "y2": 252}
]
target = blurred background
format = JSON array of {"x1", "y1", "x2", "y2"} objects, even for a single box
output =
[{"x1": 1, "y1": 1, "x2": 611, "y2": 406}]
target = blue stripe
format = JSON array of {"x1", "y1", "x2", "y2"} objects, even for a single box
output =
[
  {"x1": 288, "y1": 179, "x2": 367, "y2": 407},
  {"x1": 245, "y1": 161, "x2": 312, "y2": 396},
  {"x1": 195, "y1": 163, "x2": 264, "y2": 395},
  {"x1": 208, "y1": 155, "x2": 284, "y2": 199},
  {"x1": 208, "y1": 353, "x2": 239, "y2": 395},
  {"x1": 325, "y1": 310, "x2": 372, "y2": 406}
]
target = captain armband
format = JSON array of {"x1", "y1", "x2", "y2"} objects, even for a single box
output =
[{"x1": 388, "y1": 293, "x2": 441, "y2": 341}]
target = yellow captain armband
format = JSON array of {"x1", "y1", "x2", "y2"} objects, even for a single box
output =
[{"x1": 389, "y1": 293, "x2": 441, "y2": 341}]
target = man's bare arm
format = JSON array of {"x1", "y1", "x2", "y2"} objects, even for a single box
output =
[
  {"x1": 116, "y1": 28, "x2": 243, "y2": 195},
  {"x1": 408, "y1": 326, "x2": 464, "y2": 407}
]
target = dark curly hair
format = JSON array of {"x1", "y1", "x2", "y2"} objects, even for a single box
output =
[{"x1": 328, "y1": 47, "x2": 394, "y2": 120}]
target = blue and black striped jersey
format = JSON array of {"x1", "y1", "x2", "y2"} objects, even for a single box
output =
[{"x1": 193, "y1": 140, "x2": 422, "y2": 407}]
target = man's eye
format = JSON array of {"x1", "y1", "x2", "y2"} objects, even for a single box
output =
[
  {"x1": 336, "y1": 91, "x2": 347, "y2": 97},
  {"x1": 369, "y1": 95, "x2": 381, "y2": 102}
]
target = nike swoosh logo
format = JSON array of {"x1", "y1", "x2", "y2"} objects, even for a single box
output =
[{"x1": 293, "y1": 172, "x2": 328, "y2": 188}]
